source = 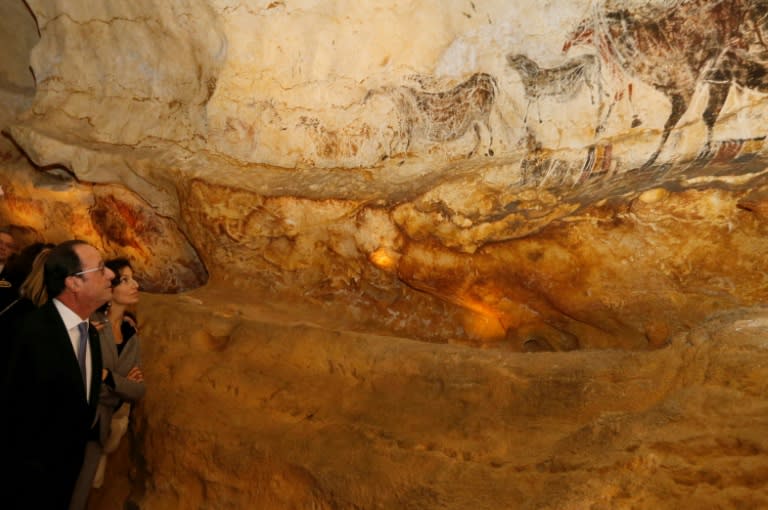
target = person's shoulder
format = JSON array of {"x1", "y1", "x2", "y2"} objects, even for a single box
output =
[
  {"x1": 9, "y1": 302, "x2": 59, "y2": 356},
  {"x1": 15, "y1": 301, "x2": 58, "y2": 334},
  {"x1": 14, "y1": 297, "x2": 35, "y2": 314},
  {"x1": 3, "y1": 297, "x2": 34, "y2": 323},
  {"x1": 0, "y1": 284, "x2": 16, "y2": 310},
  {"x1": 25, "y1": 299, "x2": 55, "y2": 317}
]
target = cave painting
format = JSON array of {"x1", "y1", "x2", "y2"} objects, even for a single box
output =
[
  {"x1": 358, "y1": 0, "x2": 768, "y2": 173},
  {"x1": 506, "y1": 53, "x2": 600, "y2": 125},
  {"x1": 564, "y1": 0, "x2": 768, "y2": 168},
  {"x1": 373, "y1": 72, "x2": 498, "y2": 158}
]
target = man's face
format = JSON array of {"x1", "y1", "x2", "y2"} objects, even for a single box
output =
[
  {"x1": 0, "y1": 232, "x2": 17, "y2": 263},
  {"x1": 72, "y1": 244, "x2": 115, "y2": 313}
]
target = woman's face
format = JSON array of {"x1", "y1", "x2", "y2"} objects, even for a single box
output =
[{"x1": 112, "y1": 266, "x2": 140, "y2": 306}]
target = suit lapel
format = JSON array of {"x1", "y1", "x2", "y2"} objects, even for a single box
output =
[
  {"x1": 39, "y1": 302, "x2": 85, "y2": 398},
  {"x1": 41, "y1": 301, "x2": 98, "y2": 405}
]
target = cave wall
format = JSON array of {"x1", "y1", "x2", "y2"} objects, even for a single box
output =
[{"x1": 3, "y1": 0, "x2": 768, "y2": 345}]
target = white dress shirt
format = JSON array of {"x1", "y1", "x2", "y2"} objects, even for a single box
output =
[{"x1": 53, "y1": 298, "x2": 93, "y2": 402}]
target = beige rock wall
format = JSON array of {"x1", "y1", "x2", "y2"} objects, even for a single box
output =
[
  {"x1": 89, "y1": 298, "x2": 768, "y2": 509},
  {"x1": 0, "y1": 0, "x2": 37, "y2": 155}
]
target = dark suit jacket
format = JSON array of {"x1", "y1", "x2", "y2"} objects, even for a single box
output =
[
  {"x1": 0, "y1": 297, "x2": 35, "y2": 377},
  {"x1": 2, "y1": 300, "x2": 102, "y2": 509}
]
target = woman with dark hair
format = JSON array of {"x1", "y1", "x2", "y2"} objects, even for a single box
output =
[{"x1": 69, "y1": 257, "x2": 146, "y2": 510}]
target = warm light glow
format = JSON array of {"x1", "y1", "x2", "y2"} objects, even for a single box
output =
[
  {"x1": 369, "y1": 247, "x2": 396, "y2": 270},
  {"x1": 455, "y1": 295, "x2": 508, "y2": 341},
  {"x1": 462, "y1": 309, "x2": 506, "y2": 341}
]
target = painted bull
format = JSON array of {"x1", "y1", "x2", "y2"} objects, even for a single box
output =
[{"x1": 564, "y1": 0, "x2": 768, "y2": 168}]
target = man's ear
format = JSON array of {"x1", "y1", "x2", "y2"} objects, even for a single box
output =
[{"x1": 64, "y1": 275, "x2": 81, "y2": 293}]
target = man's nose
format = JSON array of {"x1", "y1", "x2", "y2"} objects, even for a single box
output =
[{"x1": 105, "y1": 268, "x2": 116, "y2": 281}]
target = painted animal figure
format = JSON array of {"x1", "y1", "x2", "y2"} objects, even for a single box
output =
[
  {"x1": 564, "y1": 0, "x2": 768, "y2": 168},
  {"x1": 506, "y1": 53, "x2": 600, "y2": 123},
  {"x1": 385, "y1": 72, "x2": 499, "y2": 157}
]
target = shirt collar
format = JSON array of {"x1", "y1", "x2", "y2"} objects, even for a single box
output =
[{"x1": 53, "y1": 298, "x2": 88, "y2": 331}]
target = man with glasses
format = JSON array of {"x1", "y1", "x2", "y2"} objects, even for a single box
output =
[{"x1": 3, "y1": 240, "x2": 115, "y2": 509}]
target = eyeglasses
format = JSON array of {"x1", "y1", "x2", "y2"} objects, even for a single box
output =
[{"x1": 72, "y1": 263, "x2": 106, "y2": 277}]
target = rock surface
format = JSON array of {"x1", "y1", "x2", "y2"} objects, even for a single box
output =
[{"x1": 89, "y1": 297, "x2": 768, "y2": 509}]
